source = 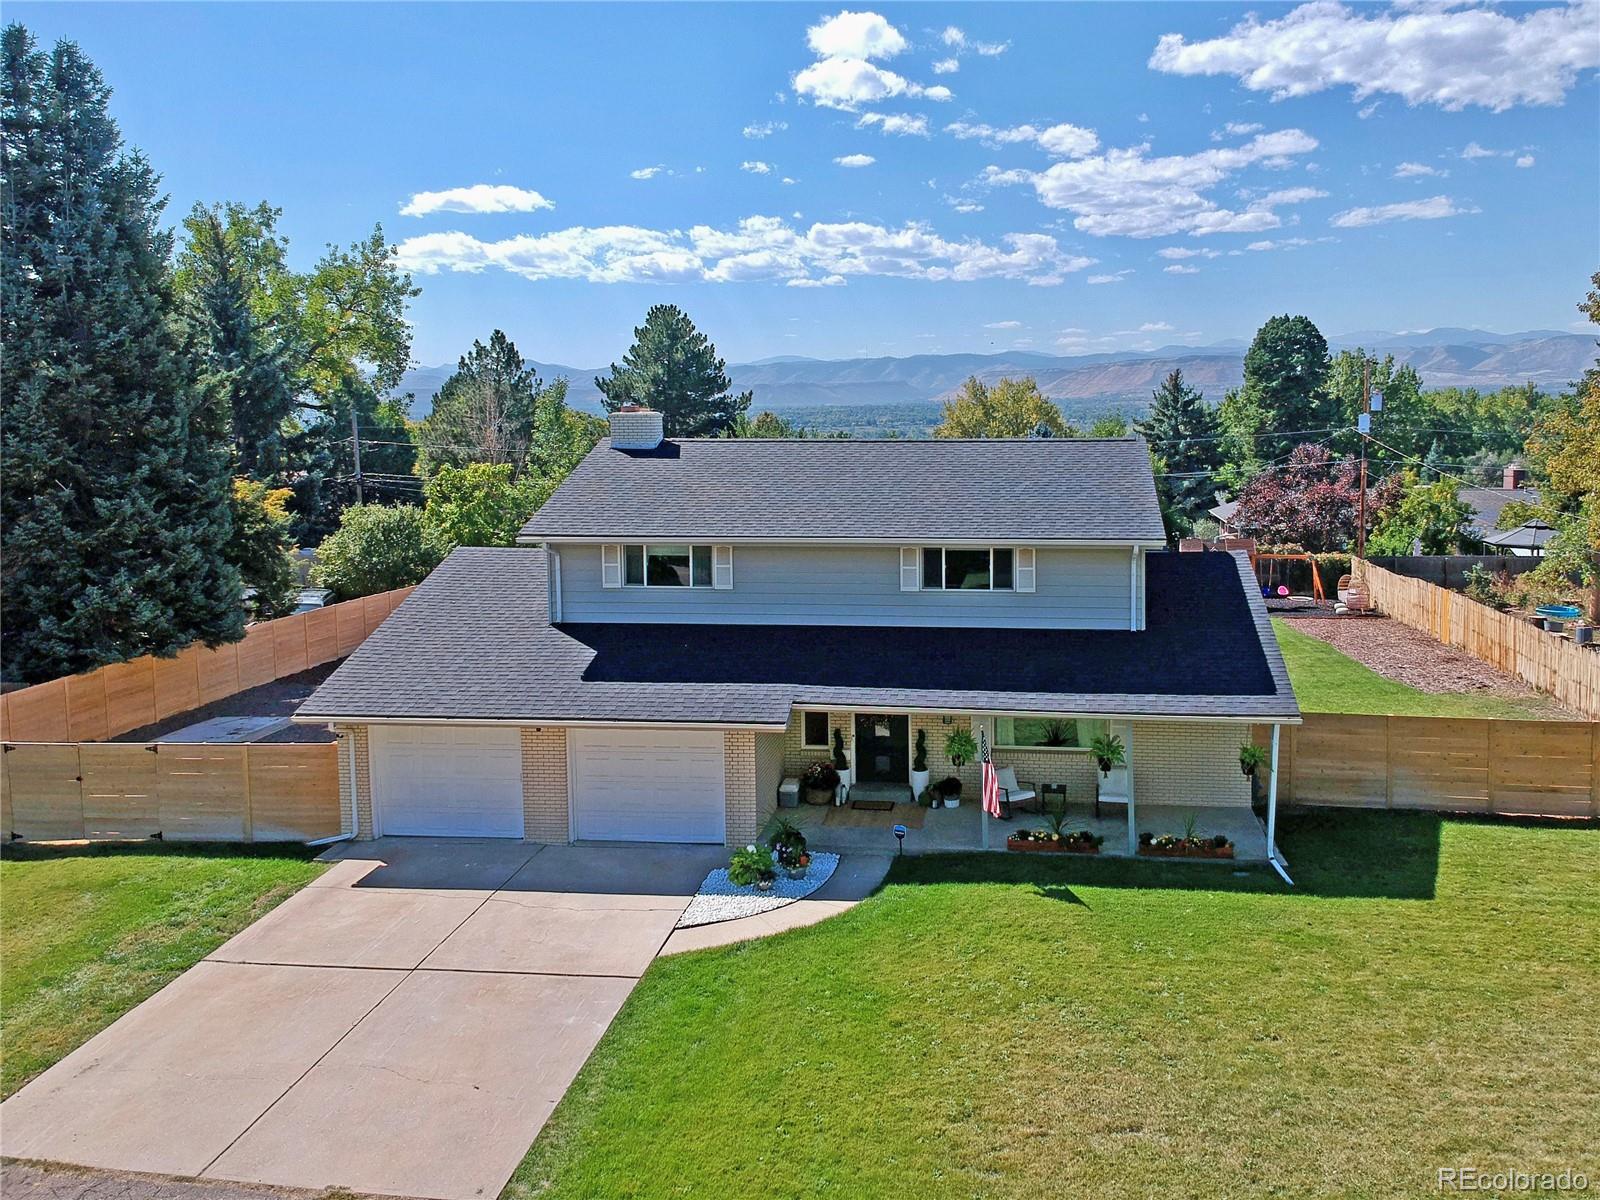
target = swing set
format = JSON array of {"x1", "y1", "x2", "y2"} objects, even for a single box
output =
[{"x1": 1254, "y1": 552, "x2": 1327, "y2": 604}]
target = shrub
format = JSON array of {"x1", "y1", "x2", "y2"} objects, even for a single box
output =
[
  {"x1": 768, "y1": 818, "x2": 808, "y2": 867},
  {"x1": 832, "y1": 727, "x2": 848, "y2": 770},
  {"x1": 937, "y1": 775, "x2": 962, "y2": 798},
  {"x1": 912, "y1": 728, "x2": 928, "y2": 773},
  {"x1": 1463, "y1": 563, "x2": 1502, "y2": 608},
  {"x1": 311, "y1": 504, "x2": 449, "y2": 600},
  {"x1": 727, "y1": 844, "x2": 775, "y2": 887}
]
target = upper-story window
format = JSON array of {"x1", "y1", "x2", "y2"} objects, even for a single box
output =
[
  {"x1": 922, "y1": 547, "x2": 1014, "y2": 591},
  {"x1": 602, "y1": 543, "x2": 733, "y2": 589}
]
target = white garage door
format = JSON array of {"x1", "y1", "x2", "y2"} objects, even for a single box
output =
[
  {"x1": 570, "y1": 728, "x2": 726, "y2": 844},
  {"x1": 369, "y1": 725, "x2": 524, "y2": 838}
]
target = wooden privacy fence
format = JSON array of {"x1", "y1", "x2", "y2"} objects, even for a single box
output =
[
  {"x1": 0, "y1": 742, "x2": 343, "y2": 842},
  {"x1": 1355, "y1": 558, "x2": 1600, "y2": 720},
  {"x1": 0, "y1": 587, "x2": 414, "y2": 744},
  {"x1": 1257, "y1": 714, "x2": 1600, "y2": 819}
]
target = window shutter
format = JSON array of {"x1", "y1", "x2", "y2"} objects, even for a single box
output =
[
  {"x1": 713, "y1": 545, "x2": 734, "y2": 589},
  {"x1": 1015, "y1": 547, "x2": 1036, "y2": 593},
  {"x1": 601, "y1": 544, "x2": 622, "y2": 589},
  {"x1": 899, "y1": 547, "x2": 921, "y2": 591}
]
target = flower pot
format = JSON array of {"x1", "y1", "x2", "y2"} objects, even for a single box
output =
[
  {"x1": 802, "y1": 788, "x2": 833, "y2": 806},
  {"x1": 784, "y1": 865, "x2": 807, "y2": 880},
  {"x1": 836, "y1": 767, "x2": 852, "y2": 789},
  {"x1": 943, "y1": 796, "x2": 959, "y2": 809},
  {"x1": 756, "y1": 878, "x2": 775, "y2": 892},
  {"x1": 911, "y1": 768, "x2": 930, "y2": 796}
]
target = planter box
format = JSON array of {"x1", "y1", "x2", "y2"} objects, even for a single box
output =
[
  {"x1": 1007, "y1": 836, "x2": 1100, "y2": 855},
  {"x1": 802, "y1": 788, "x2": 834, "y2": 806},
  {"x1": 1138, "y1": 843, "x2": 1235, "y2": 860}
]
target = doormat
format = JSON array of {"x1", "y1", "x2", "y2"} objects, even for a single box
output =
[
  {"x1": 851, "y1": 799, "x2": 896, "y2": 812},
  {"x1": 825, "y1": 803, "x2": 926, "y2": 830}
]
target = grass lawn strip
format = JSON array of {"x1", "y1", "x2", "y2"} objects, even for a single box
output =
[
  {"x1": 507, "y1": 811, "x2": 1599, "y2": 1199},
  {"x1": 1273, "y1": 618, "x2": 1563, "y2": 718},
  {"x1": 0, "y1": 841, "x2": 326, "y2": 1098}
]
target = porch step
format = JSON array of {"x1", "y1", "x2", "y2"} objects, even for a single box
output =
[{"x1": 848, "y1": 782, "x2": 913, "y2": 806}]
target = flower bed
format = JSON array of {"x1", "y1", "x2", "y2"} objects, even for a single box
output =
[
  {"x1": 1007, "y1": 829, "x2": 1103, "y2": 855},
  {"x1": 1137, "y1": 832, "x2": 1234, "y2": 860}
]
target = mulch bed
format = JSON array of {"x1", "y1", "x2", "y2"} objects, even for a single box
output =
[{"x1": 1284, "y1": 616, "x2": 1568, "y2": 705}]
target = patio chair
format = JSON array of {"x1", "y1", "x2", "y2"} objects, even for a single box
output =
[{"x1": 994, "y1": 767, "x2": 1037, "y2": 819}]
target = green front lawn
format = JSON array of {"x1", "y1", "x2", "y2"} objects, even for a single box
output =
[
  {"x1": 509, "y1": 812, "x2": 1599, "y2": 1199},
  {"x1": 0, "y1": 841, "x2": 325, "y2": 1098},
  {"x1": 1273, "y1": 618, "x2": 1556, "y2": 718}
]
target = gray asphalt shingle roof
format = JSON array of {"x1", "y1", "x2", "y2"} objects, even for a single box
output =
[
  {"x1": 519, "y1": 437, "x2": 1167, "y2": 543},
  {"x1": 298, "y1": 547, "x2": 1299, "y2": 726}
]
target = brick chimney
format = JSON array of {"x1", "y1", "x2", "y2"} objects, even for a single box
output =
[
  {"x1": 609, "y1": 405, "x2": 664, "y2": 450},
  {"x1": 1503, "y1": 462, "x2": 1527, "y2": 490}
]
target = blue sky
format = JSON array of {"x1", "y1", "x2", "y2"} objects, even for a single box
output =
[{"x1": 12, "y1": 2, "x2": 1599, "y2": 367}]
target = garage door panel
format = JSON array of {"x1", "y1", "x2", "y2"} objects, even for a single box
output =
[
  {"x1": 571, "y1": 730, "x2": 725, "y2": 844},
  {"x1": 370, "y1": 726, "x2": 524, "y2": 838}
]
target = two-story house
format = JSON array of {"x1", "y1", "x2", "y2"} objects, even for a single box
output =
[{"x1": 296, "y1": 406, "x2": 1300, "y2": 862}]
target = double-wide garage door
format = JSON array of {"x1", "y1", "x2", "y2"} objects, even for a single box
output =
[
  {"x1": 369, "y1": 725, "x2": 524, "y2": 838},
  {"x1": 570, "y1": 728, "x2": 726, "y2": 844}
]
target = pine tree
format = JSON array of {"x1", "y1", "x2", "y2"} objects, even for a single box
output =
[
  {"x1": 1135, "y1": 368, "x2": 1222, "y2": 537},
  {"x1": 595, "y1": 305, "x2": 752, "y2": 437},
  {"x1": 1240, "y1": 314, "x2": 1334, "y2": 461},
  {"x1": 1, "y1": 26, "x2": 242, "y2": 684}
]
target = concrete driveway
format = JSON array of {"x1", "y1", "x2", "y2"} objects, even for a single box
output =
[{"x1": 0, "y1": 839, "x2": 727, "y2": 1200}]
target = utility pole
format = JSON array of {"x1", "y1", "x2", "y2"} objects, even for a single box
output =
[
  {"x1": 1357, "y1": 360, "x2": 1369, "y2": 561},
  {"x1": 350, "y1": 406, "x2": 365, "y2": 505}
]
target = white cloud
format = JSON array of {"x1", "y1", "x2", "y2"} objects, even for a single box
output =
[
  {"x1": 940, "y1": 25, "x2": 1008, "y2": 55},
  {"x1": 399, "y1": 184, "x2": 555, "y2": 217},
  {"x1": 981, "y1": 128, "x2": 1321, "y2": 238},
  {"x1": 1460, "y1": 141, "x2": 1500, "y2": 160},
  {"x1": 1330, "y1": 194, "x2": 1477, "y2": 228},
  {"x1": 932, "y1": 57, "x2": 960, "y2": 74},
  {"x1": 945, "y1": 196, "x2": 984, "y2": 213},
  {"x1": 1086, "y1": 270, "x2": 1132, "y2": 284},
  {"x1": 946, "y1": 120, "x2": 1099, "y2": 158},
  {"x1": 630, "y1": 166, "x2": 664, "y2": 181},
  {"x1": 743, "y1": 120, "x2": 788, "y2": 139},
  {"x1": 1516, "y1": 154, "x2": 1536, "y2": 168},
  {"x1": 741, "y1": 160, "x2": 774, "y2": 174},
  {"x1": 984, "y1": 320, "x2": 1023, "y2": 328},
  {"x1": 1156, "y1": 246, "x2": 1220, "y2": 259},
  {"x1": 808, "y1": 10, "x2": 907, "y2": 60},
  {"x1": 793, "y1": 56, "x2": 951, "y2": 109},
  {"x1": 834, "y1": 153, "x2": 877, "y2": 167},
  {"x1": 941, "y1": 25, "x2": 966, "y2": 47},
  {"x1": 1246, "y1": 236, "x2": 1326, "y2": 251},
  {"x1": 1255, "y1": 186, "x2": 1327, "y2": 206},
  {"x1": 974, "y1": 40, "x2": 1010, "y2": 57},
  {"x1": 394, "y1": 214, "x2": 1095, "y2": 288},
  {"x1": 781, "y1": 176, "x2": 799, "y2": 185},
  {"x1": 857, "y1": 111, "x2": 930, "y2": 136},
  {"x1": 1223, "y1": 121, "x2": 1263, "y2": 136},
  {"x1": 1394, "y1": 161, "x2": 1445, "y2": 178},
  {"x1": 1149, "y1": 1, "x2": 1600, "y2": 112},
  {"x1": 1163, "y1": 264, "x2": 1200, "y2": 274},
  {"x1": 1140, "y1": 321, "x2": 1175, "y2": 332}
]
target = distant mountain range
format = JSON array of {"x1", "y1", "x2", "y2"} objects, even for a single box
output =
[{"x1": 392, "y1": 329, "x2": 1594, "y2": 420}]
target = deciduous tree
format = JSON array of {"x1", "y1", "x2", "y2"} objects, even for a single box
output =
[
  {"x1": 310, "y1": 504, "x2": 448, "y2": 601},
  {"x1": 227, "y1": 479, "x2": 299, "y2": 619},
  {"x1": 423, "y1": 463, "x2": 554, "y2": 549},
  {"x1": 935, "y1": 376, "x2": 1075, "y2": 438}
]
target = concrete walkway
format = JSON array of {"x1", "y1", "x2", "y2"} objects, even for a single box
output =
[{"x1": 0, "y1": 839, "x2": 735, "y2": 1200}]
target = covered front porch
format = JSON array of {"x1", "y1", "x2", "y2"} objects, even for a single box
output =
[{"x1": 780, "y1": 795, "x2": 1272, "y2": 862}]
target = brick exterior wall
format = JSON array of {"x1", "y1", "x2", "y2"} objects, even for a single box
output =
[
  {"x1": 724, "y1": 730, "x2": 759, "y2": 846},
  {"x1": 521, "y1": 726, "x2": 570, "y2": 842},
  {"x1": 782, "y1": 709, "x2": 851, "y2": 776},
  {"x1": 331, "y1": 723, "x2": 374, "y2": 839},
  {"x1": 1131, "y1": 720, "x2": 1252, "y2": 807},
  {"x1": 780, "y1": 710, "x2": 1249, "y2": 808}
]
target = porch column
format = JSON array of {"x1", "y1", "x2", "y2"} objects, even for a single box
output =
[
  {"x1": 1266, "y1": 724, "x2": 1281, "y2": 861},
  {"x1": 1124, "y1": 721, "x2": 1137, "y2": 856}
]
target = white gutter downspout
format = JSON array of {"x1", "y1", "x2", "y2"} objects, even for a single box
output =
[
  {"x1": 1129, "y1": 547, "x2": 1139, "y2": 630},
  {"x1": 306, "y1": 731, "x2": 359, "y2": 847},
  {"x1": 1266, "y1": 724, "x2": 1292, "y2": 886}
]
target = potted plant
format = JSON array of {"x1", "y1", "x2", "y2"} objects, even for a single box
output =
[
  {"x1": 769, "y1": 819, "x2": 810, "y2": 879},
  {"x1": 910, "y1": 729, "x2": 930, "y2": 797},
  {"x1": 1090, "y1": 731, "x2": 1125, "y2": 778},
  {"x1": 832, "y1": 728, "x2": 852, "y2": 789},
  {"x1": 1239, "y1": 741, "x2": 1269, "y2": 809},
  {"x1": 943, "y1": 728, "x2": 977, "y2": 807},
  {"x1": 727, "y1": 844, "x2": 778, "y2": 888},
  {"x1": 936, "y1": 776, "x2": 963, "y2": 809},
  {"x1": 800, "y1": 761, "x2": 840, "y2": 806}
]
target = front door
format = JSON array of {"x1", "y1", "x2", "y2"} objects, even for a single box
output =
[{"x1": 854, "y1": 713, "x2": 909, "y2": 784}]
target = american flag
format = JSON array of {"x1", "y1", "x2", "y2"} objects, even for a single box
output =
[{"x1": 980, "y1": 725, "x2": 1001, "y2": 818}]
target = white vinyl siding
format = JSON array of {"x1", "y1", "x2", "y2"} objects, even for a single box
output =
[
  {"x1": 368, "y1": 725, "x2": 524, "y2": 838},
  {"x1": 561, "y1": 543, "x2": 1137, "y2": 629}
]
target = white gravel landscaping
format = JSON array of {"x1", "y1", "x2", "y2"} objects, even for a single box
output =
[{"x1": 675, "y1": 852, "x2": 841, "y2": 928}]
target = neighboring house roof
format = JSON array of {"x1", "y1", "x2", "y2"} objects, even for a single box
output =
[
  {"x1": 1208, "y1": 499, "x2": 1239, "y2": 525},
  {"x1": 519, "y1": 437, "x2": 1167, "y2": 544},
  {"x1": 1459, "y1": 484, "x2": 1541, "y2": 539},
  {"x1": 1480, "y1": 521, "x2": 1556, "y2": 550},
  {"x1": 298, "y1": 547, "x2": 1299, "y2": 726}
]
